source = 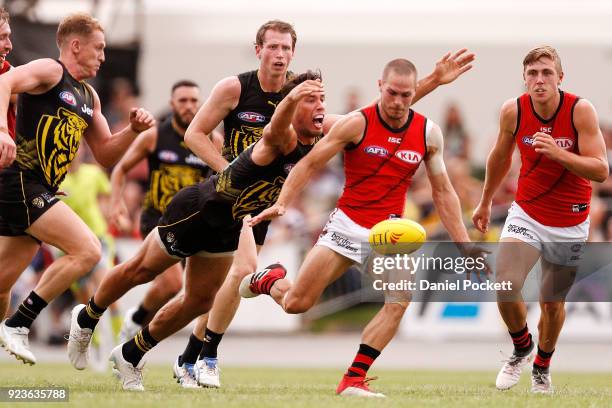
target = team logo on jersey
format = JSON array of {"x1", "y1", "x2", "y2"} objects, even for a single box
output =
[
  {"x1": 232, "y1": 176, "x2": 285, "y2": 219},
  {"x1": 364, "y1": 145, "x2": 389, "y2": 157},
  {"x1": 31, "y1": 197, "x2": 44, "y2": 209},
  {"x1": 395, "y1": 150, "x2": 422, "y2": 164},
  {"x1": 555, "y1": 138, "x2": 574, "y2": 150},
  {"x1": 238, "y1": 112, "x2": 266, "y2": 123},
  {"x1": 59, "y1": 91, "x2": 77, "y2": 106},
  {"x1": 227, "y1": 125, "x2": 264, "y2": 159},
  {"x1": 283, "y1": 163, "x2": 295, "y2": 174},
  {"x1": 36, "y1": 107, "x2": 88, "y2": 188},
  {"x1": 159, "y1": 150, "x2": 179, "y2": 162}
]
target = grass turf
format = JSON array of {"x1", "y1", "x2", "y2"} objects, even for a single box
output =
[{"x1": 0, "y1": 363, "x2": 611, "y2": 407}]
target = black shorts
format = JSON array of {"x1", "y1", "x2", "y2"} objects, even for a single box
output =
[
  {"x1": 0, "y1": 168, "x2": 60, "y2": 237},
  {"x1": 140, "y1": 207, "x2": 162, "y2": 238},
  {"x1": 156, "y1": 180, "x2": 270, "y2": 258}
]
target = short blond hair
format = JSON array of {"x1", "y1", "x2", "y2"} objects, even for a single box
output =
[
  {"x1": 56, "y1": 13, "x2": 104, "y2": 48},
  {"x1": 0, "y1": 7, "x2": 9, "y2": 27},
  {"x1": 523, "y1": 46, "x2": 563, "y2": 74}
]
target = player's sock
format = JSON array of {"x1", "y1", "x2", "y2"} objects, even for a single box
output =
[
  {"x1": 509, "y1": 324, "x2": 532, "y2": 356},
  {"x1": 181, "y1": 334, "x2": 205, "y2": 365},
  {"x1": 199, "y1": 328, "x2": 224, "y2": 359},
  {"x1": 5, "y1": 291, "x2": 48, "y2": 329},
  {"x1": 131, "y1": 304, "x2": 149, "y2": 325},
  {"x1": 345, "y1": 343, "x2": 381, "y2": 378},
  {"x1": 122, "y1": 325, "x2": 158, "y2": 367},
  {"x1": 533, "y1": 346, "x2": 554, "y2": 373},
  {"x1": 77, "y1": 297, "x2": 106, "y2": 330}
]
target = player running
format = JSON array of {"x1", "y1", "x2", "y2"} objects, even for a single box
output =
[
  {"x1": 472, "y1": 46, "x2": 608, "y2": 394},
  {"x1": 244, "y1": 58, "x2": 484, "y2": 398},
  {"x1": 110, "y1": 80, "x2": 221, "y2": 346}
]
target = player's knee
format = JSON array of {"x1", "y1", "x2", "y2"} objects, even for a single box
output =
[
  {"x1": 383, "y1": 302, "x2": 409, "y2": 320},
  {"x1": 284, "y1": 296, "x2": 313, "y2": 314},
  {"x1": 186, "y1": 294, "x2": 215, "y2": 316},
  {"x1": 77, "y1": 238, "x2": 102, "y2": 272},
  {"x1": 130, "y1": 264, "x2": 160, "y2": 286},
  {"x1": 541, "y1": 301, "x2": 564, "y2": 317},
  {"x1": 229, "y1": 260, "x2": 257, "y2": 280}
]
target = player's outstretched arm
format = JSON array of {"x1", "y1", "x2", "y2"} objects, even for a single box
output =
[
  {"x1": 185, "y1": 76, "x2": 241, "y2": 172},
  {"x1": 263, "y1": 80, "x2": 324, "y2": 151},
  {"x1": 472, "y1": 99, "x2": 517, "y2": 233},
  {"x1": 0, "y1": 59, "x2": 63, "y2": 167},
  {"x1": 533, "y1": 99, "x2": 608, "y2": 183},
  {"x1": 109, "y1": 126, "x2": 156, "y2": 230},
  {"x1": 425, "y1": 122, "x2": 470, "y2": 243},
  {"x1": 412, "y1": 48, "x2": 476, "y2": 105},
  {"x1": 249, "y1": 113, "x2": 364, "y2": 226},
  {"x1": 85, "y1": 87, "x2": 155, "y2": 168}
]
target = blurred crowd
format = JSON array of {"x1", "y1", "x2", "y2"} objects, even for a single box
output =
[{"x1": 10, "y1": 80, "x2": 612, "y2": 343}]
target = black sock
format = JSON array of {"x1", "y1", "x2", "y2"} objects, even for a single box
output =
[
  {"x1": 509, "y1": 325, "x2": 533, "y2": 356},
  {"x1": 346, "y1": 343, "x2": 381, "y2": 377},
  {"x1": 199, "y1": 328, "x2": 224, "y2": 359},
  {"x1": 121, "y1": 325, "x2": 158, "y2": 367},
  {"x1": 533, "y1": 346, "x2": 554, "y2": 373},
  {"x1": 131, "y1": 304, "x2": 149, "y2": 325},
  {"x1": 181, "y1": 334, "x2": 205, "y2": 365},
  {"x1": 5, "y1": 291, "x2": 48, "y2": 329},
  {"x1": 77, "y1": 297, "x2": 106, "y2": 330}
]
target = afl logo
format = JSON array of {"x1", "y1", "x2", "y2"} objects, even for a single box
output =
[
  {"x1": 283, "y1": 163, "x2": 295, "y2": 174},
  {"x1": 522, "y1": 136, "x2": 534, "y2": 146},
  {"x1": 59, "y1": 91, "x2": 77, "y2": 106},
  {"x1": 364, "y1": 146, "x2": 388, "y2": 157},
  {"x1": 159, "y1": 150, "x2": 179, "y2": 162},
  {"x1": 395, "y1": 150, "x2": 422, "y2": 164},
  {"x1": 555, "y1": 138, "x2": 574, "y2": 150},
  {"x1": 238, "y1": 112, "x2": 266, "y2": 123}
]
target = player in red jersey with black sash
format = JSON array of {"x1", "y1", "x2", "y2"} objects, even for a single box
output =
[
  {"x1": 472, "y1": 46, "x2": 608, "y2": 394},
  {"x1": 247, "y1": 59, "x2": 482, "y2": 397}
]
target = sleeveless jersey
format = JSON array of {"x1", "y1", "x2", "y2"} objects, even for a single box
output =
[
  {"x1": 214, "y1": 139, "x2": 318, "y2": 220},
  {"x1": 338, "y1": 104, "x2": 428, "y2": 228},
  {"x1": 222, "y1": 70, "x2": 284, "y2": 160},
  {"x1": 0, "y1": 61, "x2": 16, "y2": 140},
  {"x1": 143, "y1": 116, "x2": 211, "y2": 213},
  {"x1": 514, "y1": 90, "x2": 591, "y2": 227},
  {"x1": 13, "y1": 60, "x2": 94, "y2": 190}
]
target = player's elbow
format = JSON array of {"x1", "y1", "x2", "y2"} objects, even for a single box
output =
[{"x1": 593, "y1": 162, "x2": 609, "y2": 183}]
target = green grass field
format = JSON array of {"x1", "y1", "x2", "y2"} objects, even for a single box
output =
[{"x1": 1, "y1": 363, "x2": 611, "y2": 407}]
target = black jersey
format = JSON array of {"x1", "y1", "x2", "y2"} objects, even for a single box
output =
[
  {"x1": 222, "y1": 70, "x2": 284, "y2": 161},
  {"x1": 143, "y1": 116, "x2": 211, "y2": 213},
  {"x1": 214, "y1": 139, "x2": 318, "y2": 220},
  {"x1": 13, "y1": 60, "x2": 95, "y2": 190}
]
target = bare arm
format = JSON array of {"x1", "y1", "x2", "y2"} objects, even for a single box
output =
[
  {"x1": 425, "y1": 122, "x2": 470, "y2": 243},
  {"x1": 85, "y1": 87, "x2": 156, "y2": 168},
  {"x1": 472, "y1": 99, "x2": 517, "y2": 232},
  {"x1": 412, "y1": 48, "x2": 475, "y2": 105},
  {"x1": 532, "y1": 99, "x2": 608, "y2": 183},
  {"x1": 185, "y1": 76, "x2": 240, "y2": 172},
  {"x1": 109, "y1": 126, "x2": 156, "y2": 224},
  {"x1": 249, "y1": 113, "x2": 364, "y2": 225},
  {"x1": 0, "y1": 59, "x2": 63, "y2": 167}
]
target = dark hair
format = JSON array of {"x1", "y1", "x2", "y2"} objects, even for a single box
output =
[
  {"x1": 171, "y1": 80, "x2": 199, "y2": 94},
  {"x1": 280, "y1": 70, "x2": 322, "y2": 98},
  {"x1": 255, "y1": 20, "x2": 297, "y2": 50},
  {"x1": 382, "y1": 58, "x2": 417, "y2": 80}
]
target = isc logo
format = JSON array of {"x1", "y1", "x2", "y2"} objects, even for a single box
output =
[
  {"x1": 395, "y1": 150, "x2": 422, "y2": 164},
  {"x1": 555, "y1": 138, "x2": 574, "y2": 149},
  {"x1": 238, "y1": 111, "x2": 266, "y2": 123},
  {"x1": 364, "y1": 146, "x2": 389, "y2": 157}
]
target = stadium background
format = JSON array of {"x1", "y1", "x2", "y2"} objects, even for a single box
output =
[{"x1": 1, "y1": 0, "x2": 611, "y2": 398}]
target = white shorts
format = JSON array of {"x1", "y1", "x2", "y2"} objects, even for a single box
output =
[
  {"x1": 500, "y1": 202, "x2": 589, "y2": 266},
  {"x1": 315, "y1": 208, "x2": 372, "y2": 264}
]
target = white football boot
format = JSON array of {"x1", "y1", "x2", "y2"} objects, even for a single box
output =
[
  {"x1": 0, "y1": 319, "x2": 36, "y2": 365},
  {"x1": 196, "y1": 357, "x2": 221, "y2": 388},
  {"x1": 109, "y1": 345, "x2": 145, "y2": 391},
  {"x1": 67, "y1": 304, "x2": 93, "y2": 370}
]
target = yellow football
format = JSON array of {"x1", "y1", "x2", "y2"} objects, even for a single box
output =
[{"x1": 368, "y1": 218, "x2": 426, "y2": 255}]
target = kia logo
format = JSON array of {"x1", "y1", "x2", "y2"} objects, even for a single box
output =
[{"x1": 395, "y1": 150, "x2": 422, "y2": 164}]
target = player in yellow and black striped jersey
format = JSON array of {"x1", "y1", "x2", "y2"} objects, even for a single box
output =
[
  {"x1": 0, "y1": 13, "x2": 155, "y2": 366},
  {"x1": 110, "y1": 80, "x2": 222, "y2": 342}
]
